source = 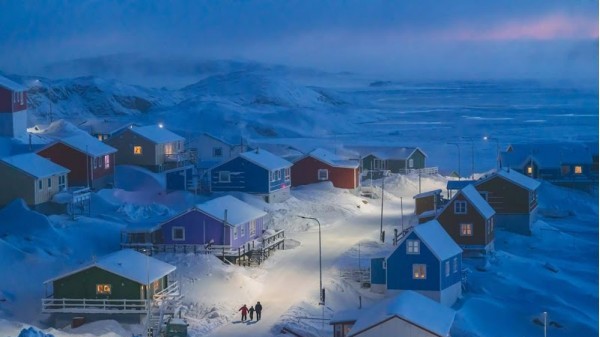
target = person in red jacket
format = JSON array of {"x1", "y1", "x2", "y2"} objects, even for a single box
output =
[{"x1": 239, "y1": 304, "x2": 248, "y2": 322}]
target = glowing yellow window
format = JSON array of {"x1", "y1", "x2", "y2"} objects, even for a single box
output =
[
  {"x1": 412, "y1": 264, "x2": 426, "y2": 279},
  {"x1": 527, "y1": 166, "x2": 533, "y2": 174},
  {"x1": 133, "y1": 146, "x2": 142, "y2": 155},
  {"x1": 96, "y1": 284, "x2": 111, "y2": 294},
  {"x1": 574, "y1": 166, "x2": 582, "y2": 174}
]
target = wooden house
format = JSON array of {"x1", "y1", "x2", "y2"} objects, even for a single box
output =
[
  {"x1": 370, "y1": 220, "x2": 463, "y2": 306},
  {"x1": 413, "y1": 189, "x2": 444, "y2": 223},
  {"x1": 292, "y1": 148, "x2": 360, "y2": 190},
  {"x1": 0, "y1": 75, "x2": 27, "y2": 139},
  {"x1": 106, "y1": 125, "x2": 194, "y2": 190},
  {"x1": 340, "y1": 291, "x2": 455, "y2": 337},
  {"x1": 83, "y1": 120, "x2": 136, "y2": 141},
  {"x1": 210, "y1": 148, "x2": 293, "y2": 203},
  {"x1": 330, "y1": 308, "x2": 361, "y2": 337},
  {"x1": 0, "y1": 153, "x2": 69, "y2": 208},
  {"x1": 473, "y1": 169, "x2": 540, "y2": 235},
  {"x1": 354, "y1": 146, "x2": 428, "y2": 175},
  {"x1": 42, "y1": 249, "x2": 179, "y2": 325},
  {"x1": 193, "y1": 133, "x2": 249, "y2": 169},
  {"x1": 500, "y1": 142, "x2": 598, "y2": 189},
  {"x1": 37, "y1": 134, "x2": 117, "y2": 189},
  {"x1": 435, "y1": 184, "x2": 496, "y2": 254}
]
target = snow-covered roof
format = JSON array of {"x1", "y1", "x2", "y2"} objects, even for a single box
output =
[
  {"x1": 348, "y1": 290, "x2": 455, "y2": 337},
  {"x1": 330, "y1": 308, "x2": 362, "y2": 324},
  {"x1": 501, "y1": 142, "x2": 597, "y2": 169},
  {"x1": 240, "y1": 148, "x2": 292, "y2": 170},
  {"x1": 306, "y1": 148, "x2": 359, "y2": 169},
  {"x1": 0, "y1": 153, "x2": 69, "y2": 178},
  {"x1": 86, "y1": 120, "x2": 135, "y2": 135},
  {"x1": 58, "y1": 134, "x2": 117, "y2": 156},
  {"x1": 413, "y1": 189, "x2": 442, "y2": 199},
  {"x1": 446, "y1": 180, "x2": 475, "y2": 191},
  {"x1": 477, "y1": 168, "x2": 540, "y2": 191},
  {"x1": 350, "y1": 146, "x2": 427, "y2": 160},
  {"x1": 45, "y1": 249, "x2": 176, "y2": 285},
  {"x1": 130, "y1": 125, "x2": 184, "y2": 144},
  {"x1": 459, "y1": 184, "x2": 495, "y2": 219},
  {"x1": 197, "y1": 195, "x2": 267, "y2": 226},
  {"x1": 410, "y1": 220, "x2": 462, "y2": 261},
  {"x1": 0, "y1": 75, "x2": 26, "y2": 91}
]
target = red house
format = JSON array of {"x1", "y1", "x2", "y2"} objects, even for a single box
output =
[
  {"x1": 291, "y1": 148, "x2": 360, "y2": 189},
  {"x1": 37, "y1": 134, "x2": 117, "y2": 189},
  {"x1": 0, "y1": 75, "x2": 28, "y2": 139}
]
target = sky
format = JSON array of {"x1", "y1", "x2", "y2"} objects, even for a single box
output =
[{"x1": 0, "y1": 0, "x2": 598, "y2": 80}]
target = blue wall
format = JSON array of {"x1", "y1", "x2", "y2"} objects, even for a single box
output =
[
  {"x1": 387, "y1": 232, "x2": 440, "y2": 291},
  {"x1": 370, "y1": 258, "x2": 386, "y2": 285},
  {"x1": 211, "y1": 157, "x2": 291, "y2": 194}
]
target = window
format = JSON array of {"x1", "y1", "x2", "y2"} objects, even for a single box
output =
[
  {"x1": 249, "y1": 220, "x2": 256, "y2": 236},
  {"x1": 382, "y1": 259, "x2": 387, "y2": 269},
  {"x1": 406, "y1": 240, "x2": 420, "y2": 254},
  {"x1": 240, "y1": 225, "x2": 245, "y2": 237},
  {"x1": 445, "y1": 261, "x2": 450, "y2": 277},
  {"x1": 479, "y1": 191, "x2": 488, "y2": 201},
  {"x1": 270, "y1": 171, "x2": 276, "y2": 182},
  {"x1": 284, "y1": 168, "x2": 290, "y2": 180},
  {"x1": 373, "y1": 158, "x2": 385, "y2": 170},
  {"x1": 133, "y1": 146, "x2": 142, "y2": 155},
  {"x1": 527, "y1": 166, "x2": 533, "y2": 175},
  {"x1": 412, "y1": 264, "x2": 426, "y2": 279},
  {"x1": 19, "y1": 92, "x2": 23, "y2": 104},
  {"x1": 93, "y1": 157, "x2": 98, "y2": 169},
  {"x1": 276, "y1": 170, "x2": 281, "y2": 180},
  {"x1": 213, "y1": 147, "x2": 223, "y2": 157},
  {"x1": 47, "y1": 178, "x2": 51, "y2": 188},
  {"x1": 408, "y1": 158, "x2": 414, "y2": 168},
  {"x1": 318, "y1": 169, "x2": 329, "y2": 181},
  {"x1": 561, "y1": 165, "x2": 570, "y2": 175},
  {"x1": 96, "y1": 284, "x2": 111, "y2": 295},
  {"x1": 219, "y1": 171, "x2": 231, "y2": 183},
  {"x1": 104, "y1": 155, "x2": 110, "y2": 169},
  {"x1": 574, "y1": 166, "x2": 583, "y2": 174},
  {"x1": 58, "y1": 175, "x2": 66, "y2": 190},
  {"x1": 164, "y1": 143, "x2": 174, "y2": 155},
  {"x1": 454, "y1": 200, "x2": 467, "y2": 214},
  {"x1": 460, "y1": 223, "x2": 473, "y2": 236},
  {"x1": 153, "y1": 280, "x2": 160, "y2": 291},
  {"x1": 453, "y1": 257, "x2": 458, "y2": 273},
  {"x1": 233, "y1": 227, "x2": 238, "y2": 240},
  {"x1": 172, "y1": 227, "x2": 185, "y2": 241},
  {"x1": 38, "y1": 180, "x2": 42, "y2": 190},
  {"x1": 490, "y1": 217, "x2": 494, "y2": 234}
]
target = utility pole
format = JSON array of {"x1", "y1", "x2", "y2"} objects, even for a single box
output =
[{"x1": 380, "y1": 173, "x2": 384, "y2": 242}]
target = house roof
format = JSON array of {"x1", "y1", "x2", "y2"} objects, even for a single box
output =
[
  {"x1": 446, "y1": 180, "x2": 475, "y2": 191},
  {"x1": 348, "y1": 290, "x2": 455, "y2": 337},
  {"x1": 330, "y1": 308, "x2": 362, "y2": 324},
  {"x1": 0, "y1": 75, "x2": 26, "y2": 91},
  {"x1": 0, "y1": 153, "x2": 69, "y2": 178},
  {"x1": 197, "y1": 195, "x2": 267, "y2": 226},
  {"x1": 351, "y1": 146, "x2": 427, "y2": 160},
  {"x1": 397, "y1": 220, "x2": 462, "y2": 261},
  {"x1": 304, "y1": 148, "x2": 359, "y2": 169},
  {"x1": 86, "y1": 120, "x2": 135, "y2": 136},
  {"x1": 45, "y1": 249, "x2": 176, "y2": 285},
  {"x1": 459, "y1": 184, "x2": 495, "y2": 219},
  {"x1": 57, "y1": 134, "x2": 117, "y2": 156},
  {"x1": 130, "y1": 125, "x2": 184, "y2": 144},
  {"x1": 239, "y1": 148, "x2": 292, "y2": 170},
  {"x1": 413, "y1": 189, "x2": 442, "y2": 199},
  {"x1": 501, "y1": 142, "x2": 597, "y2": 169},
  {"x1": 477, "y1": 168, "x2": 540, "y2": 191}
]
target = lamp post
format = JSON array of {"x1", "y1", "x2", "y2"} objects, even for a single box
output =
[
  {"x1": 446, "y1": 142, "x2": 461, "y2": 180},
  {"x1": 141, "y1": 248, "x2": 152, "y2": 337},
  {"x1": 483, "y1": 136, "x2": 500, "y2": 169},
  {"x1": 297, "y1": 216, "x2": 323, "y2": 305},
  {"x1": 379, "y1": 173, "x2": 385, "y2": 242},
  {"x1": 461, "y1": 137, "x2": 475, "y2": 179}
]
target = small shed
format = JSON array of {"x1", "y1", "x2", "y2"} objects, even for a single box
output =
[
  {"x1": 292, "y1": 148, "x2": 360, "y2": 189},
  {"x1": 0, "y1": 75, "x2": 27, "y2": 139},
  {"x1": 413, "y1": 189, "x2": 443, "y2": 216}
]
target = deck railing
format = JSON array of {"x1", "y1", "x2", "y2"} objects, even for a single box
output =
[
  {"x1": 398, "y1": 167, "x2": 439, "y2": 175},
  {"x1": 42, "y1": 298, "x2": 148, "y2": 314}
]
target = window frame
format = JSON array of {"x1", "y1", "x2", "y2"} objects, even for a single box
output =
[
  {"x1": 96, "y1": 284, "x2": 112, "y2": 295},
  {"x1": 104, "y1": 155, "x2": 110, "y2": 169},
  {"x1": 213, "y1": 147, "x2": 223, "y2": 157},
  {"x1": 460, "y1": 223, "x2": 473, "y2": 236},
  {"x1": 172, "y1": 226, "x2": 186, "y2": 241},
  {"x1": 445, "y1": 261, "x2": 450, "y2": 277},
  {"x1": 233, "y1": 227, "x2": 238, "y2": 240},
  {"x1": 408, "y1": 158, "x2": 414, "y2": 168},
  {"x1": 454, "y1": 200, "x2": 467, "y2": 214},
  {"x1": 38, "y1": 180, "x2": 43, "y2": 190},
  {"x1": 412, "y1": 264, "x2": 427, "y2": 280},
  {"x1": 47, "y1": 178, "x2": 52, "y2": 188},
  {"x1": 284, "y1": 167, "x2": 291, "y2": 180},
  {"x1": 218, "y1": 171, "x2": 231, "y2": 183},
  {"x1": 133, "y1": 145, "x2": 143, "y2": 155},
  {"x1": 318, "y1": 169, "x2": 329, "y2": 181},
  {"x1": 406, "y1": 240, "x2": 420, "y2": 254},
  {"x1": 249, "y1": 220, "x2": 256, "y2": 236},
  {"x1": 453, "y1": 257, "x2": 458, "y2": 273},
  {"x1": 574, "y1": 165, "x2": 583, "y2": 174}
]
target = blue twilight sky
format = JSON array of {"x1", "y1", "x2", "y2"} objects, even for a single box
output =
[{"x1": 0, "y1": 0, "x2": 597, "y2": 80}]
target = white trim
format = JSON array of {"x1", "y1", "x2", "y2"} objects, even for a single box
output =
[
  {"x1": 219, "y1": 171, "x2": 231, "y2": 183},
  {"x1": 412, "y1": 264, "x2": 427, "y2": 279},
  {"x1": 454, "y1": 200, "x2": 467, "y2": 214},
  {"x1": 406, "y1": 240, "x2": 420, "y2": 254},
  {"x1": 172, "y1": 226, "x2": 186, "y2": 241},
  {"x1": 318, "y1": 169, "x2": 329, "y2": 181},
  {"x1": 460, "y1": 223, "x2": 473, "y2": 236}
]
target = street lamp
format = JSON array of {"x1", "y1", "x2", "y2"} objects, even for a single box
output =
[
  {"x1": 483, "y1": 136, "x2": 500, "y2": 169},
  {"x1": 461, "y1": 137, "x2": 476, "y2": 179},
  {"x1": 141, "y1": 248, "x2": 152, "y2": 337},
  {"x1": 297, "y1": 216, "x2": 324, "y2": 305},
  {"x1": 446, "y1": 142, "x2": 461, "y2": 180}
]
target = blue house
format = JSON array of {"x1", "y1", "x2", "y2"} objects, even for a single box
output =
[
  {"x1": 210, "y1": 148, "x2": 293, "y2": 203},
  {"x1": 370, "y1": 220, "x2": 463, "y2": 306}
]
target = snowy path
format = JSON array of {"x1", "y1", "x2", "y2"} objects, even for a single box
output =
[{"x1": 205, "y1": 209, "x2": 386, "y2": 337}]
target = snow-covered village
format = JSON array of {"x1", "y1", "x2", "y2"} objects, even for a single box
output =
[{"x1": 0, "y1": 2, "x2": 598, "y2": 337}]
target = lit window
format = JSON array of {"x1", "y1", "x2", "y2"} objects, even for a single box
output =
[
  {"x1": 104, "y1": 155, "x2": 110, "y2": 169},
  {"x1": 172, "y1": 227, "x2": 185, "y2": 241},
  {"x1": 134, "y1": 146, "x2": 142, "y2": 155},
  {"x1": 213, "y1": 147, "x2": 223, "y2": 157},
  {"x1": 453, "y1": 257, "x2": 458, "y2": 273},
  {"x1": 445, "y1": 261, "x2": 450, "y2": 277},
  {"x1": 219, "y1": 171, "x2": 231, "y2": 183},
  {"x1": 574, "y1": 166, "x2": 582, "y2": 174},
  {"x1": 406, "y1": 240, "x2": 420, "y2": 254},
  {"x1": 96, "y1": 284, "x2": 111, "y2": 294},
  {"x1": 318, "y1": 169, "x2": 329, "y2": 181},
  {"x1": 412, "y1": 264, "x2": 426, "y2": 279},
  {"x1": 454, "y1": 200, "x2": 467, "y2": 214},
  {"x1": 249, "y1": 220, "x2": 256, "y2": 236},
  {"x1": 460, "y1": 223, "x2": 473, "y2": 236},
  {"x1": 527, "y1": 166, "x2": 533, "y2": 174},
  {"x1": 408, "y1": 158, "x2": 414, "y2": 168}
]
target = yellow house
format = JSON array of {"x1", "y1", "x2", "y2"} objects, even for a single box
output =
[{"x1": 0, "y1": 153, "x2": 70, "y2": 207}]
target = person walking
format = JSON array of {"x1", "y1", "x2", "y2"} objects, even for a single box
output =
[
  {"x1": 255, "y1": 301, "x2": 263, "y2": 321},
  {"x1": 239, "y1": 304, "x2": 248, "y2": 322},
  {"x1": 248, "y1": 306, "x2": 255, "y2": 321}
]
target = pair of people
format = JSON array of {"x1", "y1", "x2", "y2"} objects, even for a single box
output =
[{"x1": 239, "y1": 301, "x2": 263, "y2": 322}]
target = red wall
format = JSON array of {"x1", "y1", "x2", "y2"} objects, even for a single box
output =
[
  {"x1": 292, "y1": 156, "x2": 358, "y2": 189},
  {"x1": 0, "y1": 87, "x2": 27, "y2": 113},
  {"x1": 37, "y1": 143, "x2": 114, "y2": 187}
]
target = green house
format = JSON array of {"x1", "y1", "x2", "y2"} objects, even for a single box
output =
[
  {"x1": 42, "y1": 249, "x2": 177, "y2": 316},
  {"x1": 358, "y1": 147, "x2": 428, "y2": 174}
]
